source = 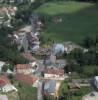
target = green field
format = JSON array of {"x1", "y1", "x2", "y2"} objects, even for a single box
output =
[
  {"x1": 59, "y1": 80, "x2": 92, "y2": 100},
  {"x1": 17, "y1": 84, "x2": 37, "y2": 100},
  {"x1": 35, "y1": 1, "x2": 98, "y2": 43}
]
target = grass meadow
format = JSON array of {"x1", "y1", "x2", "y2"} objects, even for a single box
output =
[{"x1": 35, "y1": 1, "x2": 98, "y2": 43}]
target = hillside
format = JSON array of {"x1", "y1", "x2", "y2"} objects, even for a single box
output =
[{"x1": 35, "y1": 1, "x2": 98, "y2": 43}]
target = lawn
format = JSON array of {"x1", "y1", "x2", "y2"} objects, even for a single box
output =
[
  {"x1": 71, "y1": 86, "x2": 92, "y2": 100},
  {"x1": 17, "y1": 84, "x2": 37, "y2": 100},
  {"x1": 59, "y1": 80, "x2": 92, "y2": 100},
  {"x1": 35, "y1": 1, "x2": 98, "y2": 44},
  {"x1": 7, "y1": 92, "x2": 19, "y2": 100},
  {"x1": 81, "y1": 65, "x2": 98, "y2": 78}
]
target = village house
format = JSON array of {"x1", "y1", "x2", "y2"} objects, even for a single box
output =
[
  {"x1": 43, "y1": 79, "x2": 61, "y2": 97},
  {"x1": 52, "y1": 42, "x2": 88, "y2": 55},
  {"x1": 33, "y1": 47, "x2": 51, "y2": 56},
  {"x1": 12, "y1": 26, "x2": 32, "y2": 52},
  {"x1": 43, "y1": 80, "x2": 56, "y2": 96},
  {"x1": 13, "y1": 31, "x2": 28, "y2": 52},
  {"x1": 0, "y1": 9, "x2": 5, "y2": 25},
  {"x1": 0, "y1": 0, "x2": 35, "y2": 4},
  {"x1": 64, "y1": 41, "x2": 88, "y2": 54},
  {"x1": 0, "y1": 0, "x2": 15, "y2": 3},
  {"x1": 15, "y1": 74, "x2": 39, "y2": 87},
  {"x1": 27, "y1": 32, "x2": 40, "y2": 52},
  {"x1": 14, "y1": 64, "x2": 32, "y2": 75},
  {"x1": 11, "y1": 13, "x2": 43, "y2": 52},
  {"x1": 44, "y1": 68, "x2": 65, "y2": 80},
  {"x1": 68, "y1": 83, "x2": 81, "y2": 92},
  {"x1": 94, "y1": 76, "x2": 98, "y2": 89},
  {"x1": 43, "y1": 53, "x2": 66, "y2": 69},
  {"x1": 6, "y1": 69, "x2": 13, "y2": 75},
  {"x1": 0, "y1": 75, "x2": 17, "y2": 93},
  {"x1": 53, "y1": 43, "x2": 65, "y2": 55},
  {"x1": 0, "y1": 6, "x2": 17, "y2": 27},
  {"x1": 14, "y1": 63, "x2": 38, "y2": 75},
  {"x1": 18, "y1": 26, "x2": 32, "y2": 33},
  {"x1": 21, "y1": 52, "x2": 36, "y2": 62},
  {"x1": 12, "y1": 25, "x2": 40, "y2": 52},
  {"x1": 0, "y1": 61, "x2": 5, "y2": 73}
]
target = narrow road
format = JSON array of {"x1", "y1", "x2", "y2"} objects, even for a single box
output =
[{"x1": 37, "y1": 81, "x2": 43, "y2": 100}]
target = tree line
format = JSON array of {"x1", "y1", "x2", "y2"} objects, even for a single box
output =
[
  {"x1": 0, "y1": 27, "x2": 28, "y2": 65},
  {"x1": 64, "y1": 35, "x2": 98, "y2": 77}
]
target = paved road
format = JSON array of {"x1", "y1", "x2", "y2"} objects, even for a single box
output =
[{"x1": 37, "y1": 81, "x2": 43, "y2": 100}]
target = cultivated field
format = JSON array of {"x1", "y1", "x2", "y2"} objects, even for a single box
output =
[{"x1": 35, "y1": 1, "x2": 98, "y2": 43}]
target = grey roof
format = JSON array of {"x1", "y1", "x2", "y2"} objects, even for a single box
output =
[
  {"x1": 44, "y1": 59, "x2": 66, "y2": 69},
  {"x1": 56, "y1": 59, "x2": 66, "y2": 67},
  {"x1": 44, "y1": 80, "x2": 56, "y2": 93},
  {"x1": 53, "y1": 43, "x2": 65, "y2": 55},
  {"x1": 95, "y1": 76, "x2": 98, "y2": 81}
]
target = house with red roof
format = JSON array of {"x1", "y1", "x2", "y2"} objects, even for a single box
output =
[
  {"x1": 14, "y1": 63, "x2": 38, "y2": 75},
  {"x1": 0, "y1": 75, "x2": 17, "y2": 93},
  {"x1": 14, "y1": 64, "x2": 32, "y2": 75},
  {"x1": 15, "y1": 74, "x2": 39, "y2": 87},
  {"x1": 0, "y1": 75, "x2": 10, "y2": 87},
  {"x1": 21, "y1": 52, "x2": 36, "y2": 62},
  {"x1": 44, "y1": 68, "x2": 65, "y2": 80}
]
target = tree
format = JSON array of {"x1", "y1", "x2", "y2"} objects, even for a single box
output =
[
  {"x1": 8, "y1": 74, "x2": 14, "y2": 80},
  {"x1": 68, "y1": 48, "x2": 84, "y2": 66},
  {"x1": 83, "y1": 36, "x2": 96, "y2": 48},
  {"x1": 18, "y1": 82, "x2": 22, "y2": 88},
  {"x1": 94, "y1": 68, "x2": 98, "y2": 76},
  {"x1": 43, "y1": 95, "x2": 55, "y2": 100},
  {"x1": 59, "y1": 80, "x2": 69, "y2": 100},
  {"x1": 2, "y1": 65, "x2": 8, "y2": 72},
  {"x1": 8, "y1": 64, "x2": 14, "y2": 71},
  {"x1": 0, "y1": 27, "x2": 28, "y2": 64},
  {"x1": 84, "y1": 49, "x2": 96, "y2": 65}
]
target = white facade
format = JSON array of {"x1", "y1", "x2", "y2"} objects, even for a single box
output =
[
  {"x1": 16, "y1": 32, "x2": 29, "y2": 52},
  {"x1": 19, "y1": 26, "x2": 32, "y2": 33},
  {"x1": 0, "y1": 0, "x2": 35, "y2": 4},
  {"x1": 53, "y1": 43, "x2": 65, "y2": 55},
  {"x1": 0, "y1": 61, "x2": 5, "y2": 72},
  {"x1": 15, "y1": 68, "x2": 32, "y2": 75},
  {"x1": 1, "y1": 84, "x2": 18, "y2": 93},
  {"x1": 94, "y1": 76, "x2": 98, "y2": 89},
  {"x1": 45, "y1": 74, "x2": 60, "y2": 78},
  {"x1": 64, "y1": 41, "x2": 88, "y2": 54},
  {"x1": 44, "y1": 73, "x2": 65, "y2": 80},
  {"x1": 6, "y1": 69, "x2": 13, "y2": 74},
  {"x1": 33, "y1": 80, "x2": 39, "y2": 87}
]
